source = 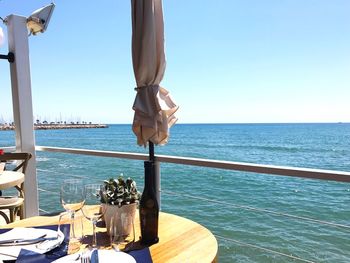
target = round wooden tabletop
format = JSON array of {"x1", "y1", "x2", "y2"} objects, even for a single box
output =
[
  {"x1": 150, "y1": 212, "x2": 218, "y2": 263},
  {"x1": 4, "y1": 210, "x2": 218, "y2": 263},
  {"x1": 0, "y1": 171, "x2": 24, "y2": 190}
]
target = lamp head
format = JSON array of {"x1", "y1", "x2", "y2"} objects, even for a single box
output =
[{"x1": 27, "y1": 3, "x2": 55, "y2": 35}]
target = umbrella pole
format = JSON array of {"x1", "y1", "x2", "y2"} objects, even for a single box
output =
[
  {"x1": 148, "y1": 140, "x2": 160, "y2": 205},
  {"x1": 149, "y1": 141, "x2": 155, "y2": 162}
]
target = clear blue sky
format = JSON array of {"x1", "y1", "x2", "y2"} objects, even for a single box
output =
[{"x1": 1, "y1": 0, "x2": 349, "y2": 124}]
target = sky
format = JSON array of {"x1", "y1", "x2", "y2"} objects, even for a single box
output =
[{"x1": 0, "y1": 0, "x2": 349, "y2": 124}]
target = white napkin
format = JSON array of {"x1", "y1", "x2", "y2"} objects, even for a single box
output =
[
  {"x1": 51, "y1": 252, "x2": 81, "y2": 263},
  {"x1": 0, "y1": 227, "x2": 63, "y2": 261}
]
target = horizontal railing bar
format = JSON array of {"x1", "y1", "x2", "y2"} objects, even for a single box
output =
[
  {"x1": 35, "y1": 145, "x2": 148, "y2": 161},
  {"x1": 35, "y1": 146, "x2": 350, "y2": 183},
  {"x1": 157, "y1": 155, "x2": 350, "y2": 183}
]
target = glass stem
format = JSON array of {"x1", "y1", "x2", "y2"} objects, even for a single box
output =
[
  {"x1": 92, "y1": 221, "x2": 97, "y2": 247},
  {"x1": 70, "y1": 211, "x2": 76, "y2": 239}
]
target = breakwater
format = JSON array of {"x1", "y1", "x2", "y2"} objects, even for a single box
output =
[{"x1": 0, "y1": 123, "x2": 108, "y2": 131}]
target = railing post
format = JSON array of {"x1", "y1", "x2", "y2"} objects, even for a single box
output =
[
  {"x1": 7, "y1": 15, "x2": 39, "y2": 217},
  {"x1": 154, "y1": 161, "x2": 161, "y2": 210}
]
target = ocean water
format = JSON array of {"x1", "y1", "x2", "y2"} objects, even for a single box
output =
[{"x1": 1, "y1": 123, "x2": 349, "y2": 262}]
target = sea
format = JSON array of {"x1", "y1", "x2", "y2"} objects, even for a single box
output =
[{"x1": 1, "y1": 123, "x2": 349, "y2": 262}]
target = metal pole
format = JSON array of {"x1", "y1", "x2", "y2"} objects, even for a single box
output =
[
  {"x1": 154, "y1": 161, "x2": 161, "y2": 209},
  {"x1": 149, "y1": 141, "x2": 155, "y2": 161},
  {"x1": 148, "y1": 141, "x2": 160, "y2": 208},
  {"x1": 7, "y1": 15, "x2": 39, "y2": 217}
]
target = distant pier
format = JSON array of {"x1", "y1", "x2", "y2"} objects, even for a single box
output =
[{"x1": 0, "y1": 123, "x2": 108, "y2": 131}]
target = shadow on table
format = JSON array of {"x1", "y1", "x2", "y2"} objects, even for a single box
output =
[
  {"x1": 81, "y1": 231, "x2": 153, "y2": 262},
  {"x1": 81, "y1": 230, "x2": 148, "y2": 252}
]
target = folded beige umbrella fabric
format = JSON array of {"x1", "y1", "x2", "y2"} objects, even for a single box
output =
[{"x1": 131, "y1": 0, "x2": 178, "y2": 147}]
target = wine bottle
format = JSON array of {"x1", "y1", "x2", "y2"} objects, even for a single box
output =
[{"x1": 139, "y1": 160, "x2": 159, "y2": 245}]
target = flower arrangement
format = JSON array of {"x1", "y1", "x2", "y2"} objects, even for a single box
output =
[{"x1": 101, "y1": 176, "x2": 141, "y2": 207}]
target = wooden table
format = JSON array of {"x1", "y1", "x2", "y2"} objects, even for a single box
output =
[
  {"x1": 3, "y1": 210, "x2": 218, "y2": 263},
  {"x1": 0, "y1": 171, "x2": 24, "y2": 190}
]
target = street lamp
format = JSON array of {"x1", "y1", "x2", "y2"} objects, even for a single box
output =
[
  {"x1": 0, "y1": 3, "x2": 55, "y2": 62},
  {"x1": 26, "y1": 3, "x2": 55, "y2": 35},
  {"x1": 0, "y1": 3, "x2": 55, "y2": 218}
]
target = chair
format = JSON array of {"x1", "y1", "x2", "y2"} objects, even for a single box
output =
[{"x1": 0, "y1": 152, "x2": 32, "y2": 223}]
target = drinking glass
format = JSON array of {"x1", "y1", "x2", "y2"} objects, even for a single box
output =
[
  {"x1": 58, "y1": 211, "x2": 84, "y2": 253},
  {"x1": 81, "y1": 184, "x2": 106, "y2": 248},
  {"x1": 60, "y1": 179, "x2": 85, "y2": 245},
  {"x1": 109, "y1": 211, "x2": 135, "y2": 251}
]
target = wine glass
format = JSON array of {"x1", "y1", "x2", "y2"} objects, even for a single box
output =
[
  {"x1": 60, "y1": 179, "x2": 85, "y2": 246},
  {"x1": 81, "y1": 184, "x2": 106, "y2": 248},
  {"x1": 57, "y1": 211, "x2": 84, "y2": 253}
]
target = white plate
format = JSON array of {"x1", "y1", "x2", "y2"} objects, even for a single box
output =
[
  {"x1": 53, "y1": 250, "x2": 136, "y2": 263},
  {"x1": 0, "y1": 228, "x2": 64, "y2": 261},
  {"x1": 97, "y1": 250, "x2": 136, "y2": 263}
]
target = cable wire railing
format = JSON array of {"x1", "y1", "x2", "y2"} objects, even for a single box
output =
[
  {"x1": 35, "y1": 169, "x2": 341, "y2": 263},
  {"x1": 34, "y1": 146, "x2": 350, "y2": 232},
  {"x1": 36, "y1": 166, "x2": 350, "y2": 230},
  {"x1": 215, "y1": 234, "x2": 316, "y2": 263},
  {"x1": 12, "y1": 145, "x2": 350, "y2": 262},
  {"x1": 162, "y1": 190, "x2": 350, "y2": 231}
]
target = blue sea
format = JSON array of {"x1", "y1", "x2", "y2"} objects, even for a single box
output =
[{"x1": 1, "y1": 123, "x2": 350, "y2": 262}]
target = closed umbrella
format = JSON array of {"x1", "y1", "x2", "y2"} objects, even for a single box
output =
[
  {"x1": 131, "y1": 0, "x2": 178, "y2": 161},
  {"x1": 131, "y1": 0, "x2": 178, "y2": 244}
]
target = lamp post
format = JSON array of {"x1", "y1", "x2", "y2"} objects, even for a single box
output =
[{"x1": 1, "y1": 3, "x2": 55, "y2": 218}]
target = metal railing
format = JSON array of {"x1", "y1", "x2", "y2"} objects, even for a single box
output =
[
  {"x1": 33, "y1": 146, "x2": 350, "y2": 262},
  {"x1": 35, "y1": 145, "x2": 350, "y2": 183}
]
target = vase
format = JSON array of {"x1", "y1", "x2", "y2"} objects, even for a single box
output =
[{"x1": 102, "y1": 203, "x2": 137, "y2": 235}]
